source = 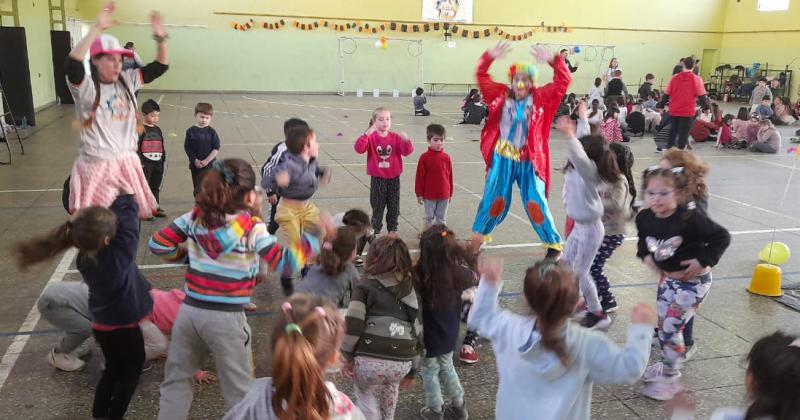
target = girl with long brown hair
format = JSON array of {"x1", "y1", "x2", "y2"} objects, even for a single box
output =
[
  {"x1": 467, "y1": 257, "x2": 656, "y2": 420},
  {"x1": 15, "y1": 196, "x2": 153, "y2": 419},
  {"x1": 224, "y1": 294, "x2": 365, "y2": 420},
  {"x1": 150, "y1": 158, "x2": 330, "y2": 419},
  {"x1": 414, "y1": 225, "x2": 475, "y2": 419},
  {"x1": 341, "y1": 235, "x2": 423, "y2": 420}
]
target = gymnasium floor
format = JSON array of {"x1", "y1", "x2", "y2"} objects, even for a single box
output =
[{"x1": 0, "y1": 92, "x2": 798, "y2": 419}]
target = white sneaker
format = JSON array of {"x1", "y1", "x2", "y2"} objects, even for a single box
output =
[
  {"x1": 71, "y1": 339, "x2": 93, "y2": 358},
  {"x1": 642, "y1": 380, "x2": 683, "y2": 401},
  {"x1": 683, "y1": 343, "x2": 698, "y2": 361},
  {"x1": 642, "y1": 362, "x2": 681, "y2": 383},
  {"x1": 48, "y1": 348, "x2": 86, "y2": 372}
]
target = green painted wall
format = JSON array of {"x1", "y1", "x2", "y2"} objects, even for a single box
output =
[
  {"x1": 67, "y1": 0, "x2": 727, "y2": 95},
  {"x1": 719, "y1": 0, "x2": 800, "y2": 100},
  {"x1": 15, "y1": 0, "x2": 56, "y2": 109}
]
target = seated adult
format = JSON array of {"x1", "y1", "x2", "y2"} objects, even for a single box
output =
[
  {"x1": 749, "y1": 119, "x2": 781, "y2": 154},
  {"x1": 39, "y1": 281, "x2": 215, "y2": 383}
]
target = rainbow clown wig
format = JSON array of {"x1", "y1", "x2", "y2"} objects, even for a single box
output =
[{"x1": 508, "y1": 62, "x2": 538, "y2": 83}]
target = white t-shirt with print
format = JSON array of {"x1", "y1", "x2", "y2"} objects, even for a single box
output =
[{"x1": 68, "y1": 69, "x2": 142, "y2": 160}]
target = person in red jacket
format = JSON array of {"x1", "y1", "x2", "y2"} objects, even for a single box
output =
[
  {"x1": 472, "y1": 42, "x2": 571, "y2": 258},
  {"x1": 415, "y1": 124, "x2": 453, "y2": 230},
  {"x1": 663, "y1": 57, "x2": 708, "y2": 149}
]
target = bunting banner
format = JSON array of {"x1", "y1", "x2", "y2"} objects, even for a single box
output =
[{"x1": 230, "y1": 17, "x2": 571, "y2": 40}]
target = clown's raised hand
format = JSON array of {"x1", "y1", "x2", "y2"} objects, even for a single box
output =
[
  {"x1": 487, "y1": 42, "x2": 511, "y2": 60},
  {"x1": 530, "y1": 45, "x2": 553, "y2": 64}
]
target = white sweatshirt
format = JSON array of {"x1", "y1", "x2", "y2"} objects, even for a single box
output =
[{"x1": 467, "y1": 279, "x2": 651, "y2": 420}]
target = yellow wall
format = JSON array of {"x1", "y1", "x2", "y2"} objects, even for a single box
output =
[
  {"x1": 15, "y1": 0, "x2": 56, "y2": 109},
  {"x1": 719, "y1": 0, "x2": 800, "y2": 100},
  {"x1": 66, "y1": 0, "x2": 727, "y2": 95}
]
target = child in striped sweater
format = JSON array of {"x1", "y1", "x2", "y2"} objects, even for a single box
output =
[
  {"x1": 342, "y1": 236, "x2": 424, "y2": 420},
  {"x1": 149, "y1": 158, "x2": 330, "y2": 419}
]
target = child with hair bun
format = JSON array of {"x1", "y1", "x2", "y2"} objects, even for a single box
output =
[
  {"x1": 224, "y1": 294, "x2": 365, "y2": 420},
  {"x1": 296, "y1": 226, "x2": 360, "y2": 309}
]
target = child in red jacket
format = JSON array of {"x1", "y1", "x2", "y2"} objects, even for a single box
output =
[{"x1": 415, "y1": 124, "x2": 453, "y2": 230}]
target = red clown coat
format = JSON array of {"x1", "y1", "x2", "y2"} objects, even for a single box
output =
[{"x1": 476, "y1": 52, "x2": 572, "y2": 196}]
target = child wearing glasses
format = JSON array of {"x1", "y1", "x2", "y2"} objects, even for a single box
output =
[{"x1": 635, "y1": 167, "x2": 730, "y2": 401}]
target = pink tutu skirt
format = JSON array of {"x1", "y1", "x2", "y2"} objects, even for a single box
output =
[{"x1": 69, "y1": 153, "x2": 158, "y2": 219}]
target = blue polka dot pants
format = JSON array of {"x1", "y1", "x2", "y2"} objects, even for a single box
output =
[{"x1": 590, "y1": 234, "x2": 624, "y2": 303}]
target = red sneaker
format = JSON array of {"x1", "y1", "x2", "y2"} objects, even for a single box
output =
[{"x1": 459, "y1": 344, "x2": 479, "y2": 364}]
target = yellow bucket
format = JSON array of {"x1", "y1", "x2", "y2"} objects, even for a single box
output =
[{"x1": 747, "y1": 263, "x2": 783, "y2": 297}]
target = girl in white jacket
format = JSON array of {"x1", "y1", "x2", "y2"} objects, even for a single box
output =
[{"x1": 468, "y1": 257, "x2": 654, "y2": 420}]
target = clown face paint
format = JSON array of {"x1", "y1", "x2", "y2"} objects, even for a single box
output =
[{"x1": 512, "y1": 73, "x2": 532, "y2": 100}]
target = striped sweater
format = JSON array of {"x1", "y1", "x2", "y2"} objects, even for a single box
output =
[
  {"x1": 342, "y1": 272, "x2": 424, "y2": 377},
  {"x1": 149, "y1": 207, "x2": 319, "y2": 309}
]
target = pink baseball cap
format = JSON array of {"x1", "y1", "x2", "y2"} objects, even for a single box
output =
[{"x1": 89, "y1": 34, "x2": 134, "y2": 58}]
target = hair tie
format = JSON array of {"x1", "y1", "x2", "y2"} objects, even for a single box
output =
[
  {"x1": 440, "y1": 231, "x2": 448, "y2": 238},
  {"x1": 211, "y1": 160, "x2": 236, "y2": 185},
  {"x1": 671, "y1": 166, "x2": 684, "y2": 174},
  {"x1": 322, "y1": 241, "x2": 333, "y2": 251},
  {"x1": 281, "y1": 302, "x2": 294, "y2": 323},
  {"x1": 285, "y1": 323, "x2": 303, "y2": 335},
  {"x1": 314, "y1": 306, "x2": 327, "y2": 317},
  {"x1": 538, "y1": 260, "x2": 558, "y2": 279},
  {"x1": 790, "y1": 338, "x2": 800, "y2": 349}
]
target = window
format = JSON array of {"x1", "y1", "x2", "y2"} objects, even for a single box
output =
[{"x1": 758, "y1": 0, "x2": 790, "y2": 12}]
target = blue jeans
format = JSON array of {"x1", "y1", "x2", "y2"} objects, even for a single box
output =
[{"x1": 420, "y1": 352, "x2": 465, "y2": 410}]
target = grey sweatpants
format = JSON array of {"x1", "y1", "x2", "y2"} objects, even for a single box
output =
[
  {"x1": 38, "y1": 282, "x2": 92, "y2": 354},
  {"x1": 563, "y1": 219, "x2": 605, "y2": 313},
  {"x1": 158, "y1": 304, "x2": 254, "y2": 420},
  {"x1": 423, "y1": 199, "x2": 449, "y2": 230},
  {"x1": 39, "y1": 282, "x2": 171, "y2": 360}
]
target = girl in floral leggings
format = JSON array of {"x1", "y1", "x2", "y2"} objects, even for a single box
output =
[{"x1": 635, "y1": 167, "x2": 730, "y2": 401}]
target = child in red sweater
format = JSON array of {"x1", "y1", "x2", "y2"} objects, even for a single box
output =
[
  {"x1": 354, "y1": 107, "x2": 414, "y2": 235},
  {"x1": 415, "y1": 124, "x2": 453, "y2": 230}
]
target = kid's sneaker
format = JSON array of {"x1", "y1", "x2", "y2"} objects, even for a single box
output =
[
  {"x1": 642, "y1": 362, "x2": 682, "y2": 382},
  {"x1": 459, "y1": 344, "x2": 479, "y2": 364},
  {"x1": 642, "y1": 378, "x2": 683, "y2": 401},
  {"x1": 48, "y1": 348, "x2": 86, "y2": 372},
  {"x1": 580, "y1": 311, "x2": 612, "y2": 329}
]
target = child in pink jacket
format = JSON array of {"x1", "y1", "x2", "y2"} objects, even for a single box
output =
[{"x1": 354, "y1": 107, "x2": 414, "y2": 235}]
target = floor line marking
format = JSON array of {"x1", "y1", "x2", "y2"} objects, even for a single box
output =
[
  {"x1": 157, "y1": 94, "x2": 164, "y2": 104},
  {"x1": 710, "y1": 193, "x2": 800, "y2": 223},
  {"x1": 0, "y1": 248, "x2": 77, "y2": 392},
  {"x1": 0, "y1": 189, "x2": 62, "y2": 194}
]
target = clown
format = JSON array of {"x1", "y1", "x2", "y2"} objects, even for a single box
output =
[{"x1": 472, "y1": 42, "x2": 571, "y2": 258}]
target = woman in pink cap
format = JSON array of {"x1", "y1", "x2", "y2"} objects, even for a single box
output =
[{"x1": 65, "y1": 1, "x2": 169, "y2": 219}]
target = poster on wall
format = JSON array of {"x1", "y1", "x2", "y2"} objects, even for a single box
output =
[{"x1": 422, "y1": 0, "x2": 474, "y2": 23}]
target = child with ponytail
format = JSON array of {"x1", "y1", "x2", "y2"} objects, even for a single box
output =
[
  {"x1": 64, "y1": 2, "x2": 169, "y2": 218},
  {"x1": 557, "y1": 113, "x2": 622, "y2": 329},
  {"x1": 414, "y1": 225, "x2": 474, "y2": 420},
  {"x1": 589, "y1": 142, "x2": 636, "y2": 313},
  {"x1": 15, "y1": 195, "x2": 153, "y2": 420},
  {"x1": 224, "y1": 294, "x2": 365, "y2": 420},
  {"x1": 468, "y1": 257, "x2": 655, "y2": 420},
  {"x1": 149, "y1": 158, "x2": 328, "y2": 419},
  {"x1": 342, "y1": 236, "x2": 424, "y2": 420},
  {"x1": 296, "y1": 226, "x2": 360, "y2": 309}
]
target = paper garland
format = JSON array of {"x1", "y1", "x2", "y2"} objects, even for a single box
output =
[{"x1": 230, "y1": 17, "x2": 571, "y2": 40}]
